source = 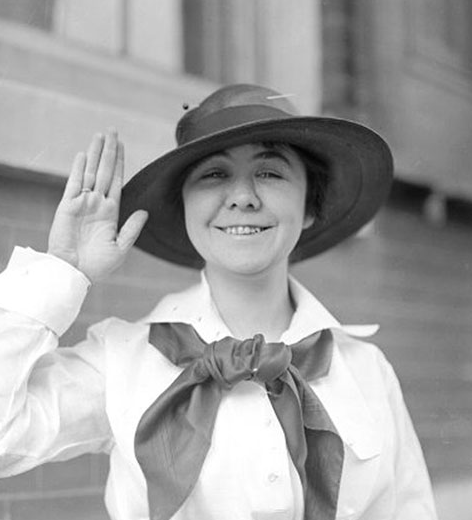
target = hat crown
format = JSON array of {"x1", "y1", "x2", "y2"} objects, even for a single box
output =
[
  {"x1": 197, "y1": 84, "x2": 299, "y2": 114},
  {"x1": 175, "y1": 84, "x2": 299, "y2": 146}
]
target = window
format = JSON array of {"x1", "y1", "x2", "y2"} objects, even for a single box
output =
[
  {"x1": 1, "y1": 0, "x2": 184, "y2": 73},
  {"x1": 407, "y1": 0, "x2": 472, "y2": 75},
  {"x1": 320, "y1": 0, "x2": 359, "y2": 112},
  {"x1": 0, "y1": 0, "x2": 56, "y2": 31}
]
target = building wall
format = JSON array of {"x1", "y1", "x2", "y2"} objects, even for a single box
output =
[
  {"x1": 321, "y1": 0, "x2": 472, "y2": 200},
  {"x1": 0, "y1": 20, "x2": 213, "y2": 183},
  {"x1": 0, "y1": 0, "x2": 324, "y2": 184}
]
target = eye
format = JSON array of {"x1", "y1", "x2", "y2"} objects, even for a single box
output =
[
  {"x1": 200, "y1": 169, "x2": 227, "y2": 180},
  {"x1": 257, "y1": 169, "x2": 283, "y2": 179}
]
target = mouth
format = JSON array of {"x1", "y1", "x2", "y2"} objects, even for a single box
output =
[{"x1": 216, "y1": 225, "x2": 272, "y2": 236}]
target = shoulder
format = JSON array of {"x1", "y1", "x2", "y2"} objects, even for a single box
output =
[
  {"x1": 87, "y1": 281, "x2": 202, "y2": 339},
  {"x1": 87, "y1": 281, "x2": 204, "y2": 363},
  {"x1": 85, "y1": 316, "x2": 146, "y2": 342},
  {"x1": 332, "y1": 328, "x2": 397, "y2": 391},
  {"x1": 138, "y1": 282, "x2": 203, "y2": 323},
  {"x1": 78, "y1": 317, "x2": 151, "y2": 372},
  {"x1": 333, "y1": 328, "x2": 389, "y2": 365}
]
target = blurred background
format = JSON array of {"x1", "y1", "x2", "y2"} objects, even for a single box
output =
[{"x1": 0, "y1": 1, "x2": 471, "y2": 519}]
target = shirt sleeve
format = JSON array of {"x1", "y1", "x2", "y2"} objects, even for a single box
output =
[
  {"x1": 0, "y1": 247, "x2": 113, "y2": 477},
  {"x1": 0, "y1": 246, "x2": 91, "y2": 336},
  {"x1": 380, "y1": 353, "x2": 438, "y2": 520}
]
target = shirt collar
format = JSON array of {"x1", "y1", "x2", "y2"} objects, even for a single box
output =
[
  {"x1": 142, "y1": 271, "x2": 378, "y2": 344},
  {"x1": 142, "y1": 272, "x2": 383, "y2": 461}
]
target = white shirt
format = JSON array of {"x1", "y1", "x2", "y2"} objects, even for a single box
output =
[{"x1": 0, "y1": 247, "x2": 437, "y2": 520}]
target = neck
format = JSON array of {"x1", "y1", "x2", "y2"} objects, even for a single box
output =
[{"x1": 204, "y1": 264, "x2": 294, "y2": 342}]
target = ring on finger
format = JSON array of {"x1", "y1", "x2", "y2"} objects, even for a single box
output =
[{"x1": 81, "y1": 188, "x2": 92, "y2": 194}]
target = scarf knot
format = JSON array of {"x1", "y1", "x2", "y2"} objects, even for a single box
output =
[{"x1": 200, "y1": 334, "x2": 292, "y2": 389}]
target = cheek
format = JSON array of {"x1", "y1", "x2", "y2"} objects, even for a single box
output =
[
  {"x1": 182, "y1": 193, "x2": 200, "y2": 242},
  {"x1": 279, "y1": 185, "x2": 308, "y2": 224},
  {"x1": 182, "y1": 189, "x2": 217, "y2": 244},
  {"x1": 183, "y1": 190, "x2": 207, "y2": 219}
]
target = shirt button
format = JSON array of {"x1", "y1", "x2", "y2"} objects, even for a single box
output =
[
  {"x1": 265, "y1": 418, "x2": 272, "y2": 427},
  {"x1": 268, "y1": 473, "x2": 279, "y2": 483}
]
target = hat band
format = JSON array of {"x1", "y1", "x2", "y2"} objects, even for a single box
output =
[{"x1": 180, "y1": 105, "x2": 292, "y2": 145}]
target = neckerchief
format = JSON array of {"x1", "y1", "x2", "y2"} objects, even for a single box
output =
[{"x1": 135, "y1": 322, "x2": 344, "y2": 520}]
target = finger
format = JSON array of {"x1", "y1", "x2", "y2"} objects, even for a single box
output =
[
  {"x1": 63, "y1": 152, "x2": 86, "y2": 200},
  {"x1": 95, "y1": 129, "x2": 118, "y2": 194},
  {"x1": 83, "y1": 133, "x2": 105, "y2": 190},
  {"x1": 116, "y1": 210, "x2": 148, "y2": 253},
  {"x1": 107, "y1": 141, "x2": 124, "y2": 203}
]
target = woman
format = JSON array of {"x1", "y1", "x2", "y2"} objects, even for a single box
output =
[{"x1": 0, "y1": 84, "x2": 437, "y2": 519}]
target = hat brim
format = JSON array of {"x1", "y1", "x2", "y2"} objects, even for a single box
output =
[{"x1": 119, "y1": 117, "x2": 393, "y2": 268}]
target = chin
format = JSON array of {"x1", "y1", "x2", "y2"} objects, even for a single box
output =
[{"x1": 208, "y1": 252, "x2": 284, "y2": 277}]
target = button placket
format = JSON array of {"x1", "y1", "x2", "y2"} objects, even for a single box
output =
[{"x1": 257, "y1": 399, "x2": 283, "y2": 491}]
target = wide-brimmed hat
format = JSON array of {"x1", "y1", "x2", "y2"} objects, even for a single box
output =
[{"x1": 119, "y1": 83, "x2": 393, "y2": 268}]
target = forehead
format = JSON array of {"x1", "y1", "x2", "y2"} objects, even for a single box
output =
[{"x1": 190, "y1": 142, "x2": 301, "y2": 169}]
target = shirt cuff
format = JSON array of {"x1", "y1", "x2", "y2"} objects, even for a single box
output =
[{"x1": 0, "y1": 247, "x2": 91, "y2": 336}]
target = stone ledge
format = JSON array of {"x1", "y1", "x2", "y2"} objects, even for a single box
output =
[{"x1": 0, "y1": 20, "x2": 217, "y2": 179}]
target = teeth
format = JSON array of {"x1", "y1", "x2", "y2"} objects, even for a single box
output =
[{"x1": 223, "y1": 226, "x2": 264, "y2": 235}]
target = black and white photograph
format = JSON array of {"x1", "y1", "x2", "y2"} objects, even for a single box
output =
[{"x1": 0, "y1": 1, "x2": 471, "y2": 519}]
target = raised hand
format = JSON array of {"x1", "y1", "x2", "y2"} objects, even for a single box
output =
[{"x1": 47, "y1": 130, "x2": 148, "y2": 282}]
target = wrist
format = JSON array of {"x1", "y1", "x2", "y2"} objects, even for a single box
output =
[
  {"x1": 46, "y1": 249, "x2": 92, "y2": 286},
  {"x1": 47, "y1": 246, "x2": 78, "y2": 267}
]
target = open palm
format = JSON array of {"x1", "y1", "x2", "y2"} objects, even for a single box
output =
[{"x1": 48, "y1": 131, "x2": 148, "y2": 282}]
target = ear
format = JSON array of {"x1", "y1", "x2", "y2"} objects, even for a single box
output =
[{"x1": 302, "y1": 213, "x2": 315, "y2": 230}]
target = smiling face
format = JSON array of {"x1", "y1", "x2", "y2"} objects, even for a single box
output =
[{"x1": 182, "y1": 143, "x2": 314, "y2": 277}]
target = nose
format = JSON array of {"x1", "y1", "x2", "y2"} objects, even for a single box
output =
[{"x1": 225, "y1": 177, "x2": 261, "y2": 211}]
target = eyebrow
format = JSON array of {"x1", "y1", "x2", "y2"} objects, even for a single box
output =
[
  {"x1": 190, "y1": 147, "x2": 292, "y2": 171},
  {"x1": 251, "y1": 149, "x2": 291, "y2": 166},
  {"x1": 190, "y1": 150, "x2": 230, "y2": 171}
]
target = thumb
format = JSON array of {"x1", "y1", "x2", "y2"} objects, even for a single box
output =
[{"x1": 116, "y1": 210, "x2": 149, "y2": 253}]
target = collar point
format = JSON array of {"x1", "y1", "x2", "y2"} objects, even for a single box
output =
[{"x1": 338, "y1": 324, "x2": 380, "y2": 338}]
